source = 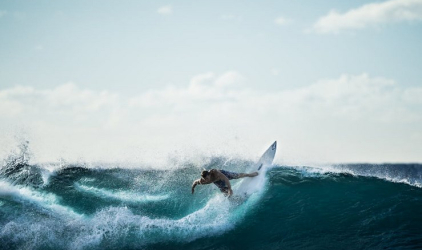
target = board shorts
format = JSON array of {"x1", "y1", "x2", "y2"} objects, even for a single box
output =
[{"x1": 213, "y1": 170, "x2": 240, "y2": 193}]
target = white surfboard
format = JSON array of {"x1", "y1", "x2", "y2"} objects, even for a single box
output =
[{"x1": 236, "y1": 141, "x2": 277, "y2": 196}]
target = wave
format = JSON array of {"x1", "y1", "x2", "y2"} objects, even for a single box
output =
[
  {"x1": 2, "y1": 141, "x2": 422, "y2": 249},
  {"x1": 0, "y1": 180, "x2": 82, "y2": 218},
  {"x1": 1, "y1": 163, "x2": 422, "y2": 250}
]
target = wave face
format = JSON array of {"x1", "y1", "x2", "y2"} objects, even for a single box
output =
[{"x1": 1, "y1": 158, "x2": 422, "y2": 250}]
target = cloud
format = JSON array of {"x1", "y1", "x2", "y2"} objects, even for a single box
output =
[
  {"x1": 274, "y1": 16, "x2": 291, "y2": 26},
  {"x1": 123, "y1": 73, "x2": 422, "y2": 163},
  {"x1": 190, "y1": 72, "x2": 215, "y2": 86},
  {"x1": 214, "y1": 71, "x2": 245, "y2": 87},
  {"x1": 157, "y1": 5, "x2": 172, "y2": 15},
  {"x1": 128, "y1": 71, "x2": 244, "y2": 108},
  {"x1": 0, "y1": 10, "x2": 7, "y2": 18},
  {"x1": 128, "y1": 72, "x2": 422, "y2": 129},
  {"x1": 312, "y1": 0, "x2": 422, "y2": 33},
  {"x1": 0, "y1": 83, "x2": 118, "y2": 119},
  {"x1": 1, "y1": 73, "x2": 422, "y2": 163}
]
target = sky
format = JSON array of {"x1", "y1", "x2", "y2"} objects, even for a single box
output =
[{"x1": 1, "y1": 0, "x2": 422, "y2": 164}]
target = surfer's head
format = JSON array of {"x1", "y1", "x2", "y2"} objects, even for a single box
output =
[{"x1": 201, "y1": 170, "x2": 210, "y2": 179}]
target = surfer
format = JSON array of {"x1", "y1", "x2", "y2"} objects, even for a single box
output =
[{"x1": 191, "y1": 169, "x2": 258, "y2": 197}]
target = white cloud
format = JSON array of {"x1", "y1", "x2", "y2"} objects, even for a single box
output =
[
  {"x1": 0, "y1": 83, "x2": 118, "y2": 118},
  {"x1": 214, "y1": 71, "x2": 245, "y2": 87},
  {"x1": 190, "y1": 72, "x2": 215, "y2": 86},
  {"x1": 129, "y1": 71, "x2": 243, "y2": 109},
  {"x1": 312, "y1": 0, "x2": 422, "y2": 33},
  {"x1": 1, "y1": 73, "x2": 422, "y2": 163},
  {"x1": 128, "y1": 72, "x2": 422, "y2": 129},
  {"x1": 274, "y1": 16, "x2": 291, "y2": 26},
  {"x1": 157, "y1": 5, "x2": 173, "y2": 15}
]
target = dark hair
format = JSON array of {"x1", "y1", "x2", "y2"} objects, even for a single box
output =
[{"x1": 201, "y1": 170, "x2": 209, "y2": 178}]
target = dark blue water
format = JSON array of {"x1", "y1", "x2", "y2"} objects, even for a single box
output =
[{"x1": 1, "y1": 151, "x2": 422, "y2": 249}]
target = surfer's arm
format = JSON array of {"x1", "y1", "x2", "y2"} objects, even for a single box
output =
[
  {"x1": 191, "y1": 179, "x2": 201, "y2": 194},
  {"x1": 192, "y1": 178, "x2": 209, "y2": 194}
]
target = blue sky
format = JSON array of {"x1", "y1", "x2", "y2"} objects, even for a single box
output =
[{"x1": 1, "y1": 0, "x2": 422, "y2": 164}]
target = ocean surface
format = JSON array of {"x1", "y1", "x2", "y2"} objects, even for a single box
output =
[{"x1": 1, "y1": 147, "x2": 422, "y2": 250}]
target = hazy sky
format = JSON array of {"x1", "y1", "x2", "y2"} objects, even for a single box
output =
[{"x1": 1, "y1": 0, "x2": 422, "y2": 164}]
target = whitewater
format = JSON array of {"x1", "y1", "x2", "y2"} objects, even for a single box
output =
[{"x1": 1, "y1": 143, "x2": 422, "y2": 250}]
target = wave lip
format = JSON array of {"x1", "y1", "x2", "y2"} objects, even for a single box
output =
[{"x1": 284, "y1": 163, "x2": 422, "y2": 188}]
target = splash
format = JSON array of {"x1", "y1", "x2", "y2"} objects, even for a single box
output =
[{"x1": 0, "y1": 190, "x2": 262, "y2": 250}]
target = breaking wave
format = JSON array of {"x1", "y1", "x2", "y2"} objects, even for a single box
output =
[{"x1": 1, "y1": 141, "x2": 422, "y2": 249}]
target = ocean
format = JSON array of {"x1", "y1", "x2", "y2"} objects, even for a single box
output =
[{"x1": 1, "y1": 148, "x2": 422, "y2": 250}]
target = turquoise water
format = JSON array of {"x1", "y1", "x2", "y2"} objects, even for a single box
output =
[{"x1": 1, "y1": 155, "x2": 422, "y2": 249}]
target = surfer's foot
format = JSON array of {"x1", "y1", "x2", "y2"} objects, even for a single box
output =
[{"x1": 249, "y1": 172, "x2": 258, "y2": 177}]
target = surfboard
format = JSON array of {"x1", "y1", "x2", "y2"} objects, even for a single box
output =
[
  {"x1": 253, "y1": 141, "x2": 277, "y2": 171},
  {"x1": 235, "y1": 141, "x2": 277, "y2": 196}
]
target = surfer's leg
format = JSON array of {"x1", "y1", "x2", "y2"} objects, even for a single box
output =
[
  {"x1": 220, "y1": 170, "x2": 258, "y2": 179},
  {"x1": 247, "y1": 172, "x2": 258, "y2": 177},
  {"x1": 236, "y1": 172, "x2": 258, "y2": 178},
  {"x1": 220, "y1": 170, "x2": 241, "y2": 179}
]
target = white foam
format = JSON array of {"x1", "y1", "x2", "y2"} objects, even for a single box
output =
[
  {"x1": 71, "y1": 194, "x2": 235, "y2": 249},
  {"x1": 376, "y1": 176, "x2": 422, "y2": 188},
  {"x1": 39, "y1": 166, "x2": 55, "y2": 185},
  {"x1": 74, "y1": 183, "x2": 170, "y2": 203},
  {"x1": 0, "y1": 194, "x2": 236, "y2": 250},
  {"x1": 1, "y1": 178, "x2": 268, "y2": 250},
  {"x1": 0, "y1": 180, "x2": 82, "y2": 218}
]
